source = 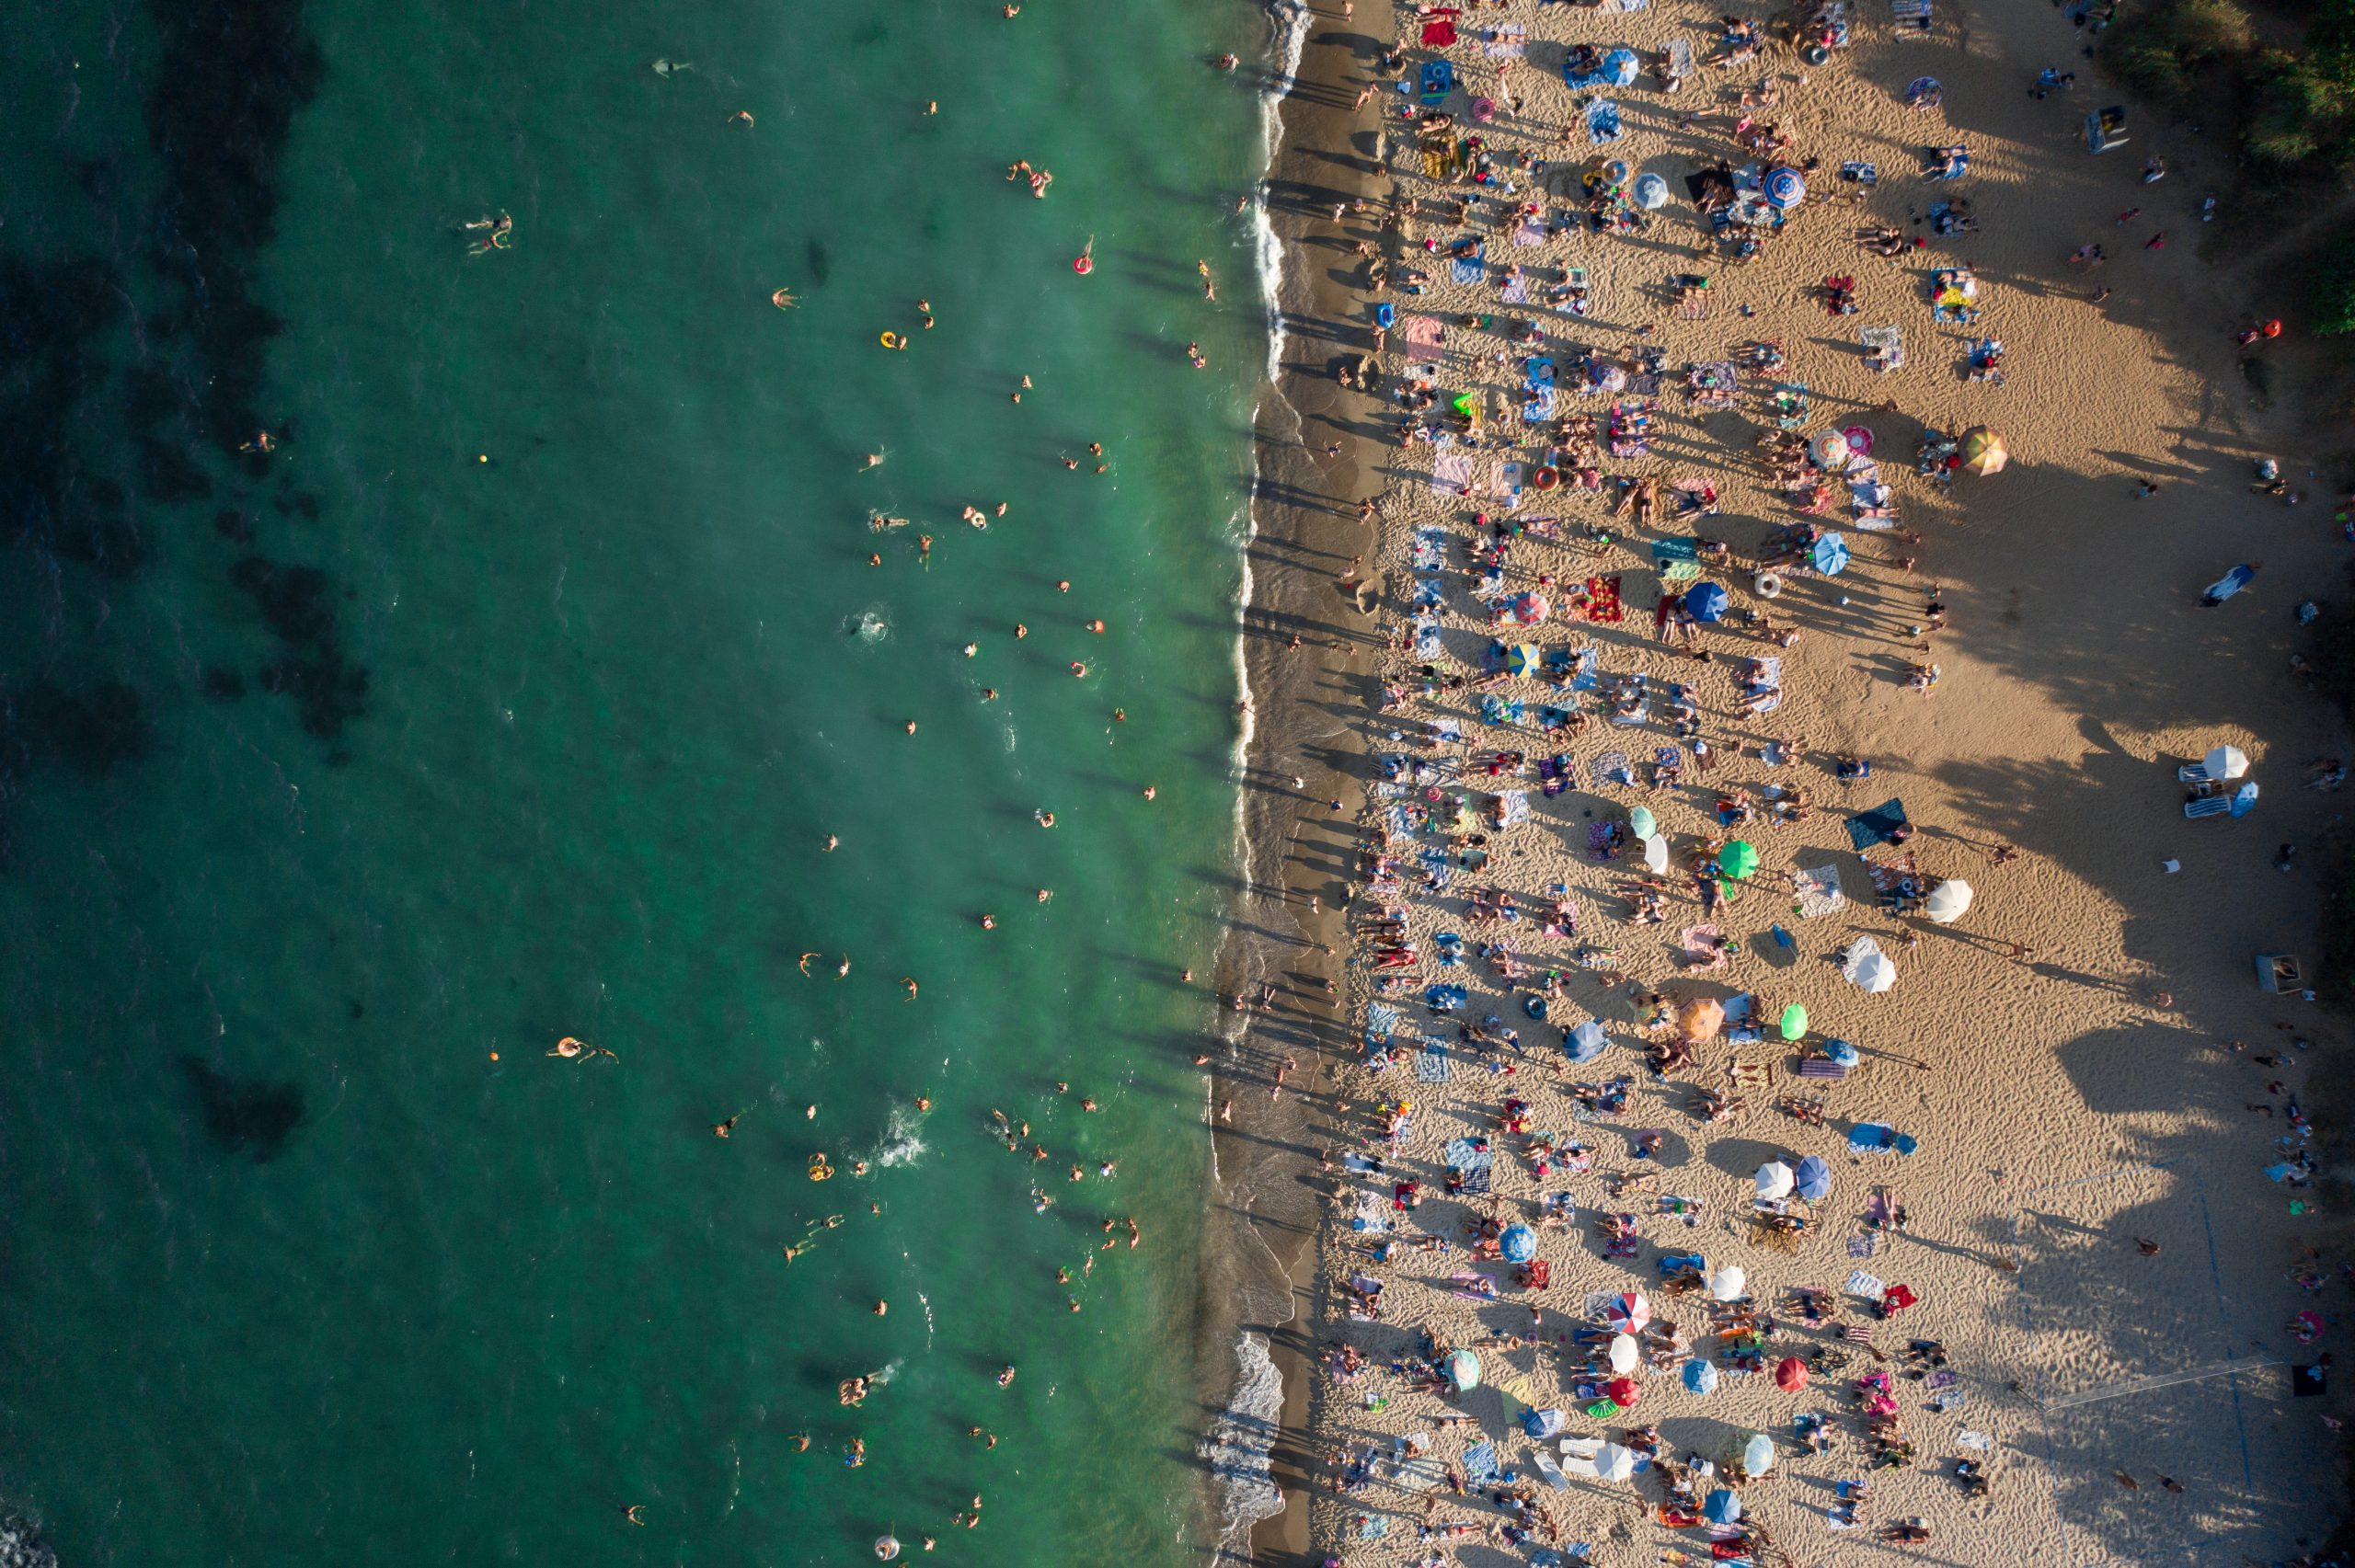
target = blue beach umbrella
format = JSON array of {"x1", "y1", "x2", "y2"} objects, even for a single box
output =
[
  {"x1": 1684, "y1": 582, "x2": 1729, "y2": 623},
  {"x1": 1633, "y1": 172, "x2": 1670, "y2": 210},
  {"x1": 1565, "y1": 1019, "x2": 1609, "y2": 1063},
  {"x1": 1823, "y1": 1038, "x2": 1861, "y2": 1068},
  {"x1": 1811, "y1": 532, "x2": 1852, "y2": 576},
  {"x1": 1682, "y1": 1358, "x2": 1720, "y2": 1394},
  {"x1": 1765, "y1": 166, "x2": 1807, "y2": 208},
  {"x1": 1501, "y1": 1224, "x2": 1538, "y2": 1263},
  {"x1": 1795, "y1": 1154, "x2": 1832, "y2": 1201},
  {"x1": 1704, "y1": 1488, "x2": 1742, "y2": 1525},
  {"x1": 1603, "y1": 48, "x2": 1639, "y2": 85}
]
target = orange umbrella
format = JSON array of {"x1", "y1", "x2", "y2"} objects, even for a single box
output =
[{"x1": 1676, "y1": 998, "x2": 1725, "y2": 1042}]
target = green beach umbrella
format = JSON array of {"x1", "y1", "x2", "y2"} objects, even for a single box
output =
[
  {"x1": 1719, "y1": 841, "x2": 1759, "y2": 880},
  {"x1": 1778, "y1": 1003, "x2": 1809, "y2": 1041},
  {"x1": 1629, "y1": 806, "x2": 1658, "y2": 839}
]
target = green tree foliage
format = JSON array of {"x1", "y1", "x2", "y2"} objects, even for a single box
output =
[{"x1": 2312, "y1": 233, "x2": 2355, "y2": 335}]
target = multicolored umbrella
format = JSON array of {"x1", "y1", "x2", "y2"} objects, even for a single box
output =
[
  {"x1": 1604, "y1": 1291, "x2": 1650, "y2": 1331},
  {"x1": 1764, "y1": 166, "x2": 1806, "y2": 208},
  {"x1": 1959, "y1": 426, "x2": 2007, "y2": 475}
]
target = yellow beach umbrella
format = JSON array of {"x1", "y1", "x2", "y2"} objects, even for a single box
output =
[{"x1": 1959, "y1": 427, "x2": 2007, "y2": 475}]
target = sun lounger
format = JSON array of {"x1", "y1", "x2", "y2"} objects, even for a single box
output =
[
  {"x1": 1891, "y1": 0, "x2": 1933, "y2": 29},
  {"x1": 2184, "y1": 794, "x2": 2232, "y2": 818}
]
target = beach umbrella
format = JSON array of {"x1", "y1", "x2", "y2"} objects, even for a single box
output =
[
  {"x1": 1810, "y1": 429, "x2": 1850, "y2": 467},
  {"x1": 1710, "y1": 1263, "x2": 1749, "y2": 1300},
  {"x1": 1842, "y1": 423, "x2": 1876, "y2": 456},
  {"x1": 1605, "y1": 1376, "x2": 1641, "y2": 1407},
  {"x1": 1753, "y1": 1162, "x2": 1794, "y2": 1201},
  {"x1": 1703, "y1": 1488, "x2": 1742, "y2": 1524},
  {"x1": 1643, "y1": 833, "x2": 1670, "y2": 874},
  {"x1": 1677, "y1": 998, "x2": 1725, "y2": 1042},
  {"x1": 1764, "y1": 166, "x2": 1807, "y2": 208},
  {"x1": 1823, "y1": 1037, "x2": 1860, "y2": 1067},
  {"x1": 1629, "y1": 805, "x2": 1658, "y2": 838},
  {"x1": 1774, "y1": 1356, "x2": 1809, "y2": 1392},
  {"x1": 1566, "y1": 1019, "x2": 1609, "y2": 1063},
  {"x1": 1794, "y1": 1154, "x2": 1832, "y2": 1202},
  {"x1": 1742, "y1": 1433, "x2": 1778, "y2": 1476},
  {"x1": 1633, "y1": 172, "x2": 1670, "y2": 209},
  {"x1": 1682, "y1": 1358, "x2": 1720, "y2": 1394},
  {"x1": 1608, "y1": 1333, "x2": 1641, "y2": 1373},
  {"x1": 1959, "y1": 427, "x2": 2008, "y2": 475},
  {"x1": 1684, "y1": 581, "x2": 1729, "y2": 623},
  {"x1": 1592, "y1": 1442, "x2": 1637, "y2": 1482},
  {"x1": 1503, "y1": 643, "x2": 1542, "y2": 676},
  {"x1": 1842, "y1": 936, "x2": 1898, "y2": 993},
  {"x1": 1447, "y1": 1348, "x2": 1482, "y2": 1390},
  {"x1": 2206, "y1": 744, "x2": 2250, "y2": 780},
  {"x1": 1500, "y1": 1224, "x2": 1538, "y2": 1263},
  {"x1": 1510, "y1": 592, "x2": 1551, "y2": 624},
  {"x1": 1719, "y1": 841, "x2": 1759, "y2": 879},
  {"x1": 1923, "y1": 878, "x2": 1973, "y2": 923},
  {"x1": 2232, "y1": 781, "x2": 2260, "y2": 818},
  {"x1": 1778, "y1": 1003, "x2": 1809, "y2": 1041},
  {"x1": 1604, "y1": 1291, "x2": 1651, "y2": 1331},
  {"x1": 1603, "y1": 48, "x2": 1640, "y2": 85},
  {"x1": 1811, "y1": 532, "x2": 1852, "y2": 576}
]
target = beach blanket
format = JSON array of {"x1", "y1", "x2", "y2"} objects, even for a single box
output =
[
  {"x1": 1498, "y1": 790, "x2": 1531, "y2": 827},
  {"x1": 1395, "y1": 1451, "x2": 1449, "y2": 1492},
  {"x1": 1685, "y1": 361, "x2": 1739, "y2": 407},
  {"x1": 1680, "y1": 923, "x2": 1722, "y2": 962},
  {"x1": 1524, "y1": 383, "x2": 1556, "y2": 420},
  {"x1": 1792, "y1": 863, "x2": 1846, "y2": 917},
  {"x1": 1592, "y1": 750, "x2": 1632, "y2": 787},
  {"x1": 1464, "y1": 1441, "x2": 1502, "y2": 1485},
  {"x1": 1651, "y1": 536, "x2": 1701, "y2": 583},
  {"x1": 1432, "y1": 452, "x2": 1475, "y2": 497},
  {"x1": 1367, "y1": 1001, "x2": 1401, "y2": 1038},
  {"x1": 1744, "y1": 656, "x2": 1782, "y2": 714},
  {"x1": 1514, "y1": 217, "x2": 1547, "y2": 247},
  {"x1": 1500, "y1": 271, "x2": 1531, "y2": 308},
  {"x1": 1845, "y1": 798, "x2": 1909, "y2": 852},
  {"x1": 1847, "y1": 1231, "x2": 1878, "y2": 1257},
  {"x1": 1451, "y1": 254, "x2": 1487, "y2": 285},
  {"x1": 1586, "y1": 100, "x2": 1624, "y2": 143},
  {"x1": 1416, "y1": 1045, "x2": 1453, "y2": 1082},
  {"x1": 1583, "y1": 575, "x2": 1624, "y2": 623},
  {"x1": 1482, "y1": 23, "x2": 1529, "y2": 59},
  {"x1": 1569, "y1": 647, "x2": 1600, "y2": 690},
  {"x1": 1402, "y1": 314, "x2": 1446, "y2": 352},
  {"x1": 1411, "y1": 525, "x2": 1448, "y2": 571},
  {"x1": 1411, "y1": 578, "x2": 1442, "y2": 610},
  {"x1": 1351, "y1": 1190, "x2": 1392, "y2": 1232}
]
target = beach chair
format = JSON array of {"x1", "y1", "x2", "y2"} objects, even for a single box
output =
[{"x1": 2183, "y1": 794, "x2": 2232, "y2": 819}]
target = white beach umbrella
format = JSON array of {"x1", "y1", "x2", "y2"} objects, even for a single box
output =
[
  {"x1": 2206, "y1": 744, "x2": 2250, "y2": 780},
  {"x1": 1742, "y1": 1432, "x2": 1777, "y2": 1475},
  {"x1": 1923, "y1": 878, "x2": 1973, "y2": 924},
  {"x1": 1709, "y1": 1265, "x2": 1748, "y2": 1301},
  {"x1": 1841, "y1": 936, "x2": 1898, "y2": 993},
  {"x1": 1608, "y1": 1333, "x2": 1640, "y2": 1373},
  {"x1": 1643, "y1": 833, "x2": 1670, "y2": 873},
  {"x1": 1592, "y1": 1442, "x2": 1637, "y2": 1482},
  {"x1": 1753, "y1": 1162, "x2": 1794, "y2": 1201}
]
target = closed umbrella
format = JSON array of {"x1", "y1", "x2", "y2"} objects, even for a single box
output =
[
  {"x1": 1605, "y1": 1376, "x2": 1641, "y2": 1408},
  {"x1": 1794, "y1": 1154, "x2": 1832, "y2": 1201},
  {"x1": 1764, "y1": 166, "x2": 1806, "y2": 208},
  {"x1": 1604, "y1": 1291, "x2": 1650, "y2": 1331},
  {"x1": 1447, "y1": 1348, "x2": 1481, "y2": 1390},
  {"x1": 1566, "y1": 1019, "x2": 1609, "y2": 1063},
  {"x1": 1754, "y1": 1162, "x2": 1794, "y2": 1200},
  {"x1": 1959, "y1": 426, "x2": 2007, "y2": 475},
  {"x1": 1704, "y1": 1488, "x2": 1741, "y2": 1524},
  {"x1": 1710, "y1": 1264, "x2": 1749, "y2": 1300},
  {"x1": 1684, "y1": 582, "x2": 1729, "y2": 623},
  {"x1": 1682, "y1": 1358, "x2": 1719, "y2": 1394},
  {"x1": 1774, "y1": 1356, "x2": 1809, "y2": 1392},
  {"x1": 1811, "y1": 532, "x2": 1852, "y2": 576},
  {"x1": 1500, "y1": 1224, "x2": 1537, "y2": 1263},
  {"x1": 1642, "y1": 833, "x2": 1670, "y2": 873},
  {"x1": 1633, "y1": 172, "x2": 1670, "y2": 209},
  {"x1": 1608, "y1": 1333, "x2": 1640, "y2": 1373},
  {"x1": 1628, "y1": 805, "x2": 1658, "y2": 838},
  {"x1": 1778, "y1": 1003, "x2": 1809, "y2": 1041},
  {"x1": 1677, "y1": 998, "x2": 1725, "y2": 1042},
  {"x1": 1742, "y1": 1433, "x2": 1777, "y2": 1476},
  {"x1": 1923, "y1": 878, "x2": 1972, "y2": 923},
  {"x1": 1592, "y1": 1441, "x2": 1637, "y2": 1482},
  {"x1": 2206, "y1": 744, "x2": 2250, "y2": 780},
  {"x1": 1719, "y1": 841, "x2": 1759, "y2": 879}
]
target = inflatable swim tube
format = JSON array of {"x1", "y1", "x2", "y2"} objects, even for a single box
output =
[
  {"x1": 879, "y1": 331, "x2": 906, "y2": 350},
  {"x1": 809, "y1": 1153, "x2": 835, "y2": 1181},
  {"x1": 1752, "y1": 571, "x2": 1784, "y2": 600},
  {"x1": 1532, "y1": 465, "x2": 1560, "y2": 490}
]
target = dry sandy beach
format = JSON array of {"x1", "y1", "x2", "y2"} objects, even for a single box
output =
[{"x1": 1223, "y1": 0, "x2": 2355, "y2": 1562}]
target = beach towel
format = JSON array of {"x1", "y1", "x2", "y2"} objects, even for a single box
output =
[
  {"x1": 1860, "y1": 324, "x2": 1903, "y2": 371},
  {"x1": 1464, "y1": 1441, "x2": 1501, "y2": 1485},
  {"x1": 1570, "y1": 647, "x2": 1601, "y2": 691},
  {"x1": 1586, "y1": 100, "x2": 1623, "y2": 143},
  {"x1": 1679, "y1": 923, "x2": 1721, "y2": 961},
  {"x1": 1459, "y1": 1162, "x2": 1492, "y2": 1195},
  {"x1": 1524, "y1": 383, "x2": 1556, "y2": 419},
  {"x1": 1654, "y1": 745, "x2": 1683, "y2": 773},
  {"x1": 1608, "y1": 674, "x2": 1649, "y2": 726},
  {"x1": 1685, "y1": 361, "x2": 1738, "y2": 407},
  {"x1": 1402, "y1": 315, "x2": 1446, "y2": 352},
  {"x1": 1420, "y1": 9, "x2": 1461, "y2": 46},
  {"x1": 1846, "y1": 1269, "x2": 1885, "y2": 1301},
  {"x1": 1792, "y1": 863, "x2": 1844, "y2": 917},
  {"x1": 1498, "y1": 790, "x2": 1531, "y2": 827},
  {"x1": 1411, "y1": 578, "x2": 1443, "y2": 610},
  {"x1": 1664, "y1": 35, "x2": 1694, "y2": 80},
  {"x1": 1432, "y1": 452, "x2": 1475, "y2": 497},
  {"x1": 1415, "y1": 1045, "x2": 1453, "y2": 1082},
  {"x1": 1592, "y1": 750, "x2": 1631, "y2": 787},
  {"x1": 1396, "y1": 1451, "x2": 1449, "y2": 1491},
  {"x1": 1482, "y1": 23, "x2": 1528, "y2": 59},
  {"x1": 1357, "y1": 1516, "x2": 1390, "y2": 1541},
  {"x1": 1412, "y1": 525, "x2": 1448, "y2": 571},
  {"x1": 1451, "y1": 254, "x2": 1487, "y2": 285},
  {"x1": 1368, "y1": 1001, "x2": 1401, "y2": 1038},
  {"x1": 1583, "y1": 575, "x2": 1624, "y2": 623},
  {"x1": 1351, "y1": 1190, "x2": 1392, "y2": 1231},
  {"x1": 1847, "y1": 1231, "x2": 1878, "y2": 1256},
  {"x1": 1743, "y1": 656, "x2": 1782, "y2": 714},
  {"x1": 1443, "y1": 1137, "x2": 1494, "y2": 1173},
  {"x1": 1846, "y1": 798, "x2": 1909, "y2": 852}
]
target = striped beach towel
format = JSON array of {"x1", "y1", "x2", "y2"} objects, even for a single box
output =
[
  {"x1": 1432, "y1": 452, "x2": 1475, "y2": 496},
  {"x1": 1415, "y1": 1045, "x2": 1453, "y2": 1082}
]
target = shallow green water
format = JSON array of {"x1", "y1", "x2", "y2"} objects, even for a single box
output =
[{"x1": 0, "y1": 0, "x2": 1271, "y2": 1562}]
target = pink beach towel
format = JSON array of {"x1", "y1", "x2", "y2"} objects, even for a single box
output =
[
  {"x1": 1403, "y1": 315, "x2": 1447, "y2": 351},
  {"x1": 1432, "y1": 452, "x2": 1475, "y2": 496}
]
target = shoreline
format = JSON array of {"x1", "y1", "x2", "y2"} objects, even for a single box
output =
[{"x1": 1203, "y1": 1, "x2": 1387, "y2": 1562}]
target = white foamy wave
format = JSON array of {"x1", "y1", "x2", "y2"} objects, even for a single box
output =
[
  {"x1": 1254, "y1": 0, "x2": 1308, "y2": 387},
  {"x1": 869, "y1": 1357, "x2": 906, "y2": 1389},
  {"x1": 1200, "y1": 1332, "x2": 1286, "y2": 1560},
  {"x1": 848, "y1": 606, "x2": 890, "y2": 644},
  {"x1": 0, "y1": 1513, "x2": 56, "y2": 1568},
  {"x1": 867, "y1": 1101, "x2": 929, "y2": 1169}
]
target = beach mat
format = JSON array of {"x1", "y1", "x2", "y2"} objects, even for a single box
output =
[{"x1": 1845, "y1": 798, "x2": 1909, "y2": 852}]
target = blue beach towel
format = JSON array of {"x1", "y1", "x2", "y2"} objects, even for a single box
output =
[
  {"x1": 1586, "y1": 100, "x2": 1624, "y2": 143},
  {"x1": 1452, "y1": 254, "x2": 1487, "y2": 285},
  {"x1": 1846, "y1": 798, "x2": 1910, "y2": 852}
]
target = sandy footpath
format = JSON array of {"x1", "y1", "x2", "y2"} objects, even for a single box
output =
[{"x1": 1242, "y1": 0, "x2": 2355, "y2": 1562}]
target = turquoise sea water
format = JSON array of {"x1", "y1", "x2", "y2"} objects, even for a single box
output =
[{"x1": 0, "y1": 1, "x2": 1274, "y2": 1562}]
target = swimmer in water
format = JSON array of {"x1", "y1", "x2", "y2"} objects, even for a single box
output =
[
  {"x1": 902, "y1": 977, "x2": 919, "y2": 1000},
  {"x1": 1127, "y1": 1218, "x2": 1142, "y2": 1248},
  {"x1": 548, "y1": 1036, "x2": 618, "y2": 1062},
  {"x1": 625, "y1": 1505, "x2": 647, "y2": 1527},
  {"x1": 823, "y1": 834, "x2": 838, "y2": 852},
  {"x1": 997, "y1": 1364, "x2": 1017, "y2": 1387},
  {"x1": 713, "y1": 1112, "x2": 742, "y2": 1138},
  {"x1": 838, "y1": 956, "x2": 852, "y2": 978},
  {"x1": 915, "y1": 1094, "x2": 932, "y2": 1112},
  {"x1": 772, "y1": 287, "x2": 799, "y2": 310},
  {"x1": 1035, "y1": 810, "x2": 1056, "y2": 828},
  {"x1": 799, "y1": 953, "x2": 821, "y2": 975}
]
